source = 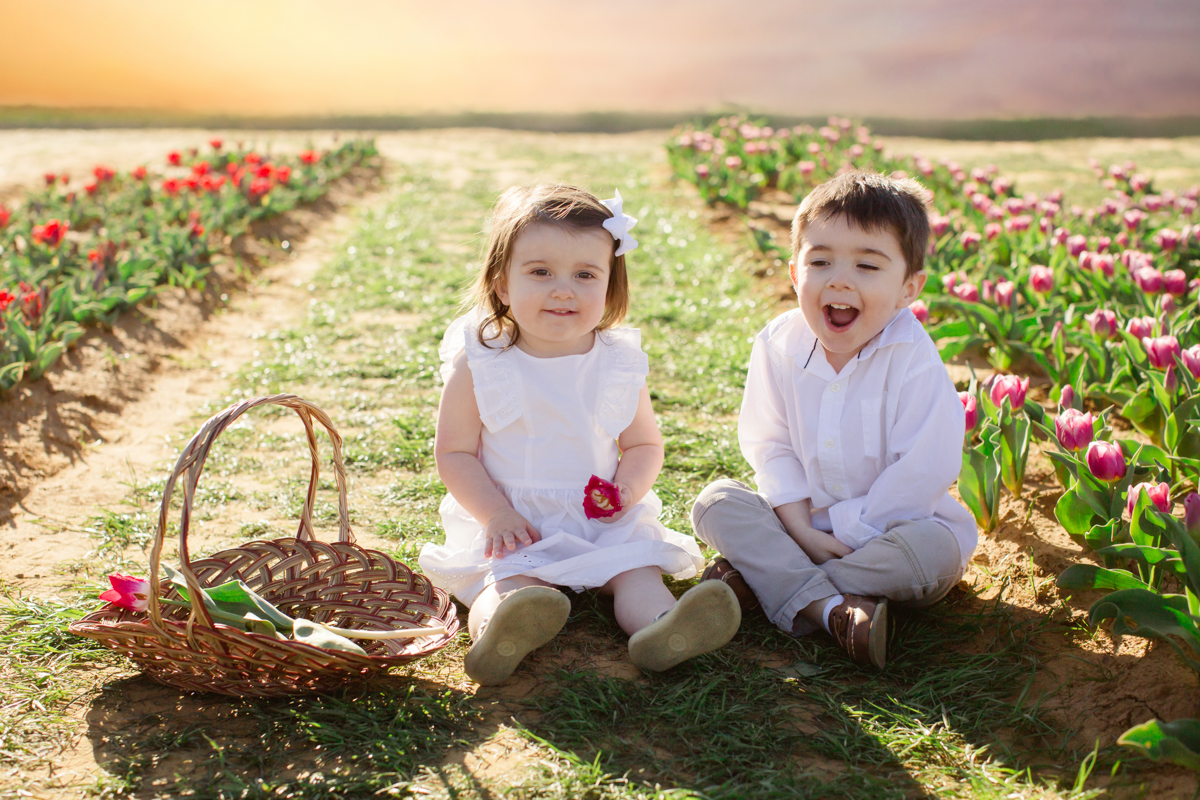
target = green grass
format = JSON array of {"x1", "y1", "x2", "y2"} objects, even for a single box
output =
[{"x1": 6, "y1": 136, "x2": 1183, "y2": 799}]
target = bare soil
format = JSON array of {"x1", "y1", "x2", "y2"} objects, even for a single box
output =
[{"x1": 0, "y1": 129, "x2": 1197, "y2": 799}]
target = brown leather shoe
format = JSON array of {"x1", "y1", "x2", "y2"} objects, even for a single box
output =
[
  {"x1": 827, "y1": 595, "x2": 887, "y2": 669},
  {"x1": 700, "y1": 557, "x2": 760, "y2": 613}
]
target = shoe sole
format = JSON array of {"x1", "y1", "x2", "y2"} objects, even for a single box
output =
[
  {"x1": 628, "y1": 581, "x2": 742, "y2": 672},
  {"x1": 868, "y1": 599, "x2": 887, "y2": 670},
  {"x1": 464, "y1": 586, "x2": 571, "y2": 685}
]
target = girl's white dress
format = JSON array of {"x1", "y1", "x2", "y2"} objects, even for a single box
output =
[{"x1": 418, "y1": 312, "x2": 705, "y2": 605}]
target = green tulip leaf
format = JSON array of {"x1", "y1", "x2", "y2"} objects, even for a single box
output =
[
  {"x1": 1118, "y1": 718, "x2": 1200, "y2": 770},
  {"x1": 1055, "y1": 488, "x2": 1098, "y2": 536},
  {"x1": 1057, "y1": 564, "x2": 1150, "y2": 592},
  {"x1": 1087, "y1": 588, "x2": 1200, "y2": 671},
  {"x1": 1095, "y1": 543, "x2": 1183, "y2": 573}
]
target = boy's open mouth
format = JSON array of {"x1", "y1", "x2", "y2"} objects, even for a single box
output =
[{"x1": 824, "y1": 303, "x2": 859, "y2": 331}]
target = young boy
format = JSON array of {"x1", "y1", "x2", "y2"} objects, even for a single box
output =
[{"x1": 691, "y1": 171, "x2": 976, "y2": 669}]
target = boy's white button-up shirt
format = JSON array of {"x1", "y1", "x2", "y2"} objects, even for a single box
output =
[{"x1": 738, "y1": 307, "x2": 978, "y2": 568}]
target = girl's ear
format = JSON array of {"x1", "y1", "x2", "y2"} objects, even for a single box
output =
[{"x1": 495, "y1": 272, "x2": 510, "y2": 305}]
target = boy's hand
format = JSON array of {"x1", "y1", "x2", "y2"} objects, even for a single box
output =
[
  {"x1": 790, "y1": 525, "x2": 853, "y2": 565},
  {"x1": 483, "y1": 508, "x2": 542, "y2": 558},
  {"x1": 595, "y1": 483, "x2": 635, "y2": 524}
]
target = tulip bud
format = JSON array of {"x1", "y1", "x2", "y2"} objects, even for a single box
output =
[
  {"x1": 1055, "y1": 409, "x2": 1094, "y2": 452},
  {"x1": 1183, "y1": 345, "x2": 1200, "y2": 380},
  {"x1": 1165, "y1": 364, "x2": 1178, "y2": 394},
  {"x1": 1126, "y1": 316, "x2": 1155, "y2": 341},
  {"x1": 1143, "y1": 335, "x2": 1181, "y2": 370},
  {"x1": 1084, "y1": 309, "x2": 1118, "y2": 339},
  {"x1": 954, "y1": 283, "x2": 980, "y2": 303},
  {"x1": 1029, "y1": 265, "x2": 1054, "y2": 293},
  {"x1": 1162, "y1": 295, "x2": 1177, "y2": 315},
  {"x1": 1066, "y1": 234, "x2": 1088, "y2": 256},
  {"x1": 989, "y1": 374, "x2": 1029, "y2": 410},
  {"x1": 1127, "y1": 481, "x2": 1172, "y2": 519},
  {"x1": 1134, "y1": 267, "x2": 1165, "y2": 294},
  {"x1": 1059, "y1": 384, "x2": 1076, "y2": 411},
  {"x1": 995, "y1": 280, "x2": 1016, "y2": 309},
  {"x1": 1086, "y1": 441, "x2": 1126, "y2": 483},
  {"x1": 960, "y1": 391, "x2": 978, "y2": 433},
  {"x1": 910, "y1": 299, "x2": 929, "y2": 324},
  {"x1": 1186, "y1": 493, "x2": 1200, "y2": 536},
  {"x1": 1051, "y1": 321, "x2": 1064, "y2": 348},
  {"x1": 982, "y1": 279, "x2": 995, "y2": 303}
]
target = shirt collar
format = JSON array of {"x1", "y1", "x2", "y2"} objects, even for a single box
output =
[{"x1": 792, "y1": 307, "x2": 917, "y2": 377}]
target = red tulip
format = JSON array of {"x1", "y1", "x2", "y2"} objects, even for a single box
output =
[
  {"x1": 84, "y1": 181, "x2": 98, "y2": 195},
  {"x1": 1086, "y1": 441, "x2": 1126, "y2": 483},
  {"x1": 20, "y1": 285, "x2": 44, "y2": 325},
  {"x1": 1143, "y1": 335, "x2": 1181, "y2": 370},
  {"x1": 1182, "y1": 345, "x2": 1200, "y2": 380},
  {"x1": 959, "y1": 392, "x2": 978, "y2": 433},
  {"x1": 0, "y1": 289, "x2": 14, "y2": 312},
  {"x1": 209, "y1": 138, "x2": 223, "y2": 150},
  {"x1": 131, "y1": 165, "x2": 147, "y2": 180},
  {"x1": 191, "y1": 160, "x2": 210, "y2": 177},
  {"x1": 910, "y1": 299, "x2": 929, "y2": 324},
  {"x1": 167, "y1": 150, "x2": 182, "y2": 166},
  {"x1": 1163, "y1": 270, "x2": 1188, "y2": 296},
  {"x1": 249, "y1": 177, "x2": 272, "y2": 197},
  {"x1": 43, "y1": 172, "x2": 56, "y2": 185},
  {"x1": 988, "y1": 374, "x2": 1028, "y2": 410},
  {"x1": 0, "y1": 206, "x2": 9, "y2": 228},
  {"x1": 1084, "y1": 309, "x2": 1118, "y2": 339},
  {"x1": 1029, "y1": 265, "x2": 1054, "y2": 293},
  {"x1": 31, "y1": 219, "x2": 68, "y2": 247},
  {"x1": 583, "y1": 475, "x2": 622, "y2": 519},
  {"x1": 162, "y1": 178, "x2": 182, "y2": 196},
  {"x1": 99, "y1": 573, "x2": 151, "y2": 612},
  {"x1": 275, "y1": 165, "x2": 291, "y2": 184},
  {"x1": 244, "y1": 152, "x2": 262, "y2": 166},
  {"x1": 1126, "y1": 482, "x2": 1172, "y2": 519},
  {"x1": 1055, "y1": 409, "x2": 1094, "y2": 452}
]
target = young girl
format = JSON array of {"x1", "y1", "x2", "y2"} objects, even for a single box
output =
[{"x1": 419, "y1": 184, "x2": 741, "y2": 685}]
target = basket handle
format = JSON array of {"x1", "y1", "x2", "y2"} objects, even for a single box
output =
[{"x1": 146, "y1": 394, "x2": 354, "y2": 632}]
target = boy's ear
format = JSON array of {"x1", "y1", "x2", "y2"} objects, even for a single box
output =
[
  {"x1": 899, "y1": 270, "x2": 927, "y2": 307},
  {"x1": 788, "y1": 260, "x2": 797, "y2": 286}
]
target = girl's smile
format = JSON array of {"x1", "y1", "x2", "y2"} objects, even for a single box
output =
[{"x1": 497, "y1": 223, "x2": 613, "y2": 358}]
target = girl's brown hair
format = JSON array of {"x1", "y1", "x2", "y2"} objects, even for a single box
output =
[{"x1": 466, "y1": 184, "x2": 630, "y2": 349}]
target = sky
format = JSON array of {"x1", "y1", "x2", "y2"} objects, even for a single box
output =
[{"x1": 1, "y1": 0, "x2": 1199, "y2": 119}]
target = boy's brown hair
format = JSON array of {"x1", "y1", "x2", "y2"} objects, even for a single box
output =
[
  {"x1": 468, "y1": 183, "x2": 630, "y2": 350},
  {"x1": 791, "y1": 171, "x2": 931, "y2": 278}
]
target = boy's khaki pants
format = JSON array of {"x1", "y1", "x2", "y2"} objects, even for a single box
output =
[{"x1": 691, "y1": 479, "x2": 964, "y2": 635}]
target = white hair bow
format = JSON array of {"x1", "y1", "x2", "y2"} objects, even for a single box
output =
[{"x1": 601, "y1": 189, "x2": 639, "y2": 257}]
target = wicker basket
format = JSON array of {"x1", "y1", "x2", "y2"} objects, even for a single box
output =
[{"x1": 70, "y1": 394, "x2": 460, "y2": 697}]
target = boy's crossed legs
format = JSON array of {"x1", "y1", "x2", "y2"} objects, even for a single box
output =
[{"x1": 691, "y1": 479, "x2": 963, "y2": 668}]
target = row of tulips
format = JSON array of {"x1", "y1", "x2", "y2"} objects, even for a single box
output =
[
  {"x1": 0, "y1": 139, "x2": 378, "y2": 389},
  {"x1": 668, "y1": 118, "x2": 1200, "y2": 768}
]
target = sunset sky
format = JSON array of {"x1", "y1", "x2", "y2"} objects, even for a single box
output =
[{"x1": 2, "y1": 0, "x2": 1198, "y2": 119}]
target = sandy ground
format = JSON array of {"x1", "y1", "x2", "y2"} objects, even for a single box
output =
[{"x1": 0, "y1": 128, "x2": 1197, "y2": 798}]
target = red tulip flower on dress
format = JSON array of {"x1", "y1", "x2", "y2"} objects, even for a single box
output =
[
  {"x1": 583, "y1": 475, "x2": 623, "y2": 520},
  {"x1": 99, "y1": 573, "x2": 152, "y2": 612}
]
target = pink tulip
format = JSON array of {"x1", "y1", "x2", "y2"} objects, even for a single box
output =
[
  {"x1": 1163, "y1": 269, "x2": 1188, "y2": 296},
  {"x1": 1182, "y1": 345, "x2": 1200, "y2": 380},
  {"x1": 960, "y1": 392, "x2": 978, "y2": 433},
  {"x1": 1117, "y1": 231, "x2": 1130, "y2": 247},
  {"x1": 982, "y1": 280, "x2": 995, "y2": 303},
  {"x1": 1055, "y1": 409, "x2": 1095, "y2": 452},
  {"x1": 1094, "y1": 253, "x2": 1115, "y2": 276},
  {"x1": 1086, "y1": 441, "x2": 1126, "y2": 483},
  {"x1": 1097, "y1": 235, "x2": 1112, "y2": 252},
  {"x1": 953, "y1": 283, "x2": 980, "y2": 303},
  {"x1": 930, "y1": 214, "x2": 951, "y2": 237},
  {"x1": 1133, "y1": 267, "x2": 1164, "y2": 294},
  {"x1": 1005, "y1": 215, "x2": 1032, "y2": 233},
  {"x1": 1066, "y1": 234, "x2": 1088, "y2": 256},
  {"x1": 1143, "y1": 335, "x2": 1181, "y2": 369},
  {"x1": 1165, "y1": 364, "x2": 1179, "y2": 394},
  {"x1": 695, "y1": 164, "x2": 710, "y2": 178},
  {"x1": 910, "y1": 299, "x2": 929, "y2": 324},
  {"x1": 994, "y1": 280, "x2": 1015, "y2": 309},
  {"x1": 99, "y1": 573, "x2": 152, "y2": 612},
  {"x1": 1126, "y1": 481, "x2": 1172, "y2": 519},
  {"x1": 1078, "y1": 251, "x2": 1094, "y2": 271},
  {"x1": 1029, "y1": 265, "x2": 1054, "y2": 293},
  {"x1": 1157, "y1": 228, "x2": 1180, "y2": 250},
  {"x1": 1162, "y1": 295, "x2": 1177, "y2": 315},
  {"x1": 1185, "y1": 493, "x2": 1200, "y2": 536},
  {"x1": 725, "y1": 156, "x2": 742, "y2": 170},
  {"x1": 960, "y1": 231, "x2": 982, "y2": 249},
  {"x1": 798, "y1": 160, "x2": 816, "y2": 176},
  {"x1": 1123, "y1": 209, "x2": 1146, "y2": 230},
  {"x1": 1126, "y1": 316, "x2": 1156, "y2": 340},
  {"x1": 583, "y1": 475, "x2": 623, "y2": 519},
  {"x1": 988, "y1": 374, "x2": 1029, "y2": 410},
  {"x1": 1085, "y1": 309, "x2": 1119, "y2": 339},
  {"x1": 985, "y1": 223, "x2": 1002, "y2": 241},
  {"x1": 942, "y1": 272, "x2": 959, "y2": 291}
]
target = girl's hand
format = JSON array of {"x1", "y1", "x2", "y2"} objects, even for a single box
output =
[
  {"x1": 595, "y1": 483, "x2": 635, "y2": 524},
  {"x1": 483, "y1": 508, "x2": 542, "y2": 558}
]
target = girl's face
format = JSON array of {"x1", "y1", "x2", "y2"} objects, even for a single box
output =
[{"x1": 497, "y1": 223, "x2": 613, "y2": 357}]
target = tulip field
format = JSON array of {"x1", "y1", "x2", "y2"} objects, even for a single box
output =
[
  {"x1": 0, "y1": 138, "x2": 377, "y2": 390},
  {"x1": 669, "y1": 117, "x2": 1200, "y2": 768}
]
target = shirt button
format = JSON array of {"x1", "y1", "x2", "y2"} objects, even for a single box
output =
[
  {"x1": 825, "y1": 438, "x2": 835, "y2": 448},
  {"x1": 832, "y1": 483, "x2": 842, "y2": 492},
  {"x1": 831, "y1": 383, "x2": 840, "y2": 392}
]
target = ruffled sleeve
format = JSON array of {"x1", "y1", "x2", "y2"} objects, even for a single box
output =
[
  {"x1": 439, "y1": 310, "x2": 524, "y2": 433},
  {"x1": 596, "y1": 327, "x2": 650, "y2": 439}
]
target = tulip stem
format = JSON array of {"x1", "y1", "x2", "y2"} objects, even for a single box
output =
[{"x1": 157, "y1": 597, "x2": 447, "y2": 640}]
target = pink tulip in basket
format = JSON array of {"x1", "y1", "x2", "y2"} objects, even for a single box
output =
[{"x1": 70, "y1": 394, "x2": 460, "y2": 697}]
